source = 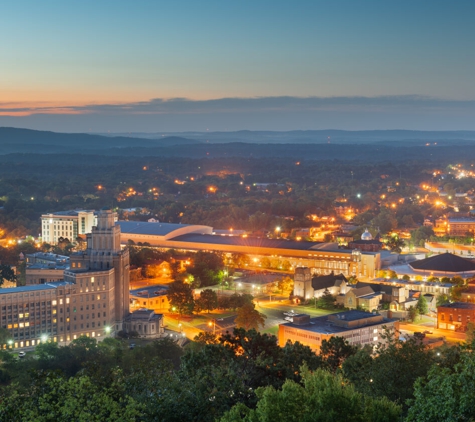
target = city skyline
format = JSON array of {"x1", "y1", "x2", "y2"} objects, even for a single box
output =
[{"x1": 2, "y1": 1, "x2": 475, "y2": 131}]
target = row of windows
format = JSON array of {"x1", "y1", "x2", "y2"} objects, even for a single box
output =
[{"x1": 440, "y1": 313, "x2": 471, "y2": 323}]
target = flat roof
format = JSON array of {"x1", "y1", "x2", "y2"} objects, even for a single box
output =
[
  {"x1": 0, "y1": 281, "x2": 73, "y2": 295},
  {"x1": 42, "y1": 210, "x2": 94, "y2": 217},
  {"x1": 280, "y1": 311, "x2": 396, "y2": 335},
  {"x1": 171, "y1": 233, "x2": 351, "y2": 253},
  {"x1": 439, "y1": 302, "x2": 475, "y2": 310},
  {"x1": 27, "y1": 263, "x2": 69, "y2": 270},
  {"x1": 119, "y1": 221, "x2": 197, "y2": 236},
  {"x1": 130, "y1": 284, "x2": 169, "y2": 298}
]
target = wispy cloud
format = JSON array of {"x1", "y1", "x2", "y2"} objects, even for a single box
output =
[{"x1": 1, "y1": 95, "x2": 475, "y2": 116}]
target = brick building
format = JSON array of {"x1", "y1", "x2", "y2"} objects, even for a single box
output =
[{"x1": 437, "y1": 302, "x2": 475, "y2": 332}]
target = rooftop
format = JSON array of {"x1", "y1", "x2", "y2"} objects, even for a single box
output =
[
  {"x1": 280, "y1": 310, "x2": 396, "y2": 334},
  {"x1": 311, "y1": 272, "x2": 347, "y2": 290},
  {"x1": 438, "y1": 302, "x2": 475, "y2": 310},
  {"x1": 0, "y1": 281, "x2": 73, "y2": 295},
  {"x1": 130, "y1": 284, "x2": 169, "y2": 298},
  {"x1": 118, "y1": 221, "x2": 211, "y2": 237},
  {"x1": 409, "y1": 253, "x2": 475, "y2": 273},
  {"x1": 42, "y1": 210, "x2": 95, "y2": 217}
]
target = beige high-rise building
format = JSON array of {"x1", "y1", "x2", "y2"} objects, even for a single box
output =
[
  {"x1": 1, "y1": 210, "x2": 129, "y2": 349},
  {"x1": 41, "y1": 210, "x2": 97, "y2": 244}
]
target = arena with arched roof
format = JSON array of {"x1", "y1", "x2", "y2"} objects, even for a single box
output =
[{"x1": 118, "y1": 221, "x2": 381, "y2": 279}]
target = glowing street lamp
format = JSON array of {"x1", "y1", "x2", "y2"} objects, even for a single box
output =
[
  {"x1": 41, "y1": 334, "x2": 48, "y2": 343},
  {"x1": 208, "y1": 320, "x2": 216, "y2": 335},
  {"x1": 105, "y1": 326, "x2": 111, "y2": 335}
]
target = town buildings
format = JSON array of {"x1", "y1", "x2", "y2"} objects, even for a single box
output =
[
  {"x1": 25, "y1": 252, "x2": 69, "y2": 285},
  {"x1": 123, "y1": 308, "x2": 164, "y2": 339},
  {"x1": 118, "y1": 221, "x2": 382, "y2": 278},
  {"x1": 1, "y1": 210, "x2": 130, "y2": 349},
  {"x1": 389, "y1": 253, "x2": 475, "y2": 280},
  {"x1": 41, "y1": 210, "x2": 97, "y2": 244},
  {"x1": 278, "y1": 310, "x2": 399, "y2": 352},
  {"x1": 293, "y1": 267, "x2": 349, "y2": 300},
  {"x1": 437, "y1": 302, "x2": 475, "y2": 332}
]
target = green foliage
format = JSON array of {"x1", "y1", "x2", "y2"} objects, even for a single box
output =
[
  {"x1": 436, "y1": 293, "x2": 450, "y2": 307},
  {"x1": 407, "y1": 305, "x2": 420, "y2": 322},
  {"x1": 416, "y1": 294, "x2": 429, "y2": 316},
  {"x1": 407, "y1": 348, "x2": 475, "y2": 421},
  {"x1": 276, "y1": 276, "x2": 293, "y2": 294},
  {"x1": 343, "y1": 329, "x2": 434, "y2": 409},
  {"x1": 234, "y1": 302, "x2": 267, "y2": 331},
  {"x1": 315, "y1": 288, "x2": 336, "y2": 309},
  {"x1": 188, "y1": 251, "x2": 224, "y2": 287},
  {"x1": 0, "y1": 371, "x2": 141, "y2": 421},
  {"x1": 319, "y1": 336, "x2": 357, "y2": 373},
  {"x1": 168, "y1": 280, "x2": 195, "y2": 315},
  {"x1": 195, "y1": 289, "x2": 218, "y2": 314},
  {"x1": 0, "y1": 264, "x2": 16, "y2": 286},
  {"x1": 383, "y1": 233, "x2": 405, "y2": 253},
  {"x1": 221, "y1": 367, "x2": 402, "y2": 422}
]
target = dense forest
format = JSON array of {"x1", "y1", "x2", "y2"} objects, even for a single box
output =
[{"x1": 1, "y1": 328, "x2": 474, "y2": 421}]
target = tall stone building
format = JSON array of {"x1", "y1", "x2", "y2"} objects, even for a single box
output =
[
  {"x1": 1, "y1": 210, "x2": 130, "y2": 349},
  {"x1": 67, "y1": 209, "x2": 130, "y2": 331}
]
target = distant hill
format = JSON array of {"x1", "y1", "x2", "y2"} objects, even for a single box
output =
[
  {"x1": 96, "y1": 129, "x2": 475, "y2": 145},
  {"x1": 0, "y1": 127, "x2": 200, "y2": 154}
]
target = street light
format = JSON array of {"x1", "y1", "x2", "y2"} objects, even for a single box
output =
[
  {"x1": 208, "y1": 320, "x2": 216, "y2": 335},
  {"x1": 41, "y1": 334, "x2": 48, "y2": 343},
  {"x1": 105, "y1": 326, "x2": 111, "y2": 335},
  {"x1": 178, "y1": 323, "x2": 183, "y2": 333},
  {"x1": 7, "y1": 340, "x2": 13, "y2": 350}
]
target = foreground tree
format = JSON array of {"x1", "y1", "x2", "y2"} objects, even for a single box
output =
[
  {"x1": 168, "y1": 280, "x2": 195, "y2": 315},
  {"x1": 0, "y1": 372, "x2": 141, "y2": 421},
  {"x1": 234, "y1": 302, "x2": 266, "y2": 331},
  {"x1": 343, "y1": 329, "x2": 434, "y2": 409},
  {"x1": 319, "y1": 336, "x2": 357, "y2": 373},
  {"x1": 196, "y1": 289, "x2": 218, "y2": 314},
  {"x1": 406, "y1": 347, "x2": 475, "y2": 421},
  {"x1": 416, "y1": 294, "x2": 429, "y2": 316},
  {"x1": 220, "y1": 367, "x2": 401, "y2": 422}
]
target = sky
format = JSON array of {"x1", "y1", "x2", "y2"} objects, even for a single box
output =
[{"x1": 1, "y1": 0, "x2": 475, "y2": 132}]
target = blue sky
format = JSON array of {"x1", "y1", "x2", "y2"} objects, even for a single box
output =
[{"x1": 1, "y1": 1, "x2": 475, "y2": 131}]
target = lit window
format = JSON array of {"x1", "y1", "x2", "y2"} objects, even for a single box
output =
[
  {"x1": 66, "y1": 298, "x2": 70, "y2": 304},
  {"x1": 52, "y1": 300, "x2": 57, "y2": 306}
]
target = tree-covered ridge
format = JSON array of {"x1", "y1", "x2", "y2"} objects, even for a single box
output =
[{"x1": 1, "y1": 328, "x2": 475, "y2": 421}]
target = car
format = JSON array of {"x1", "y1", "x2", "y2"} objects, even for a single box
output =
[
  {"x1": 283, "y1": 311, "x2": 295, "y2": 316},
  {"x1": 217, "y1": 318, "x2": 224, "y2": 321},
  {"x1": 18, "y1": 351, "x2": 26, "y2": 358},
  {"x1": 129, "y1": 343, "x2": 136, "y2": 350},
  {"x1": 284, "y1": 317, "x2": 294, "y2": 322},
  {"x1": 423, "y1": 330, "x2": 433, "y2": 335}
]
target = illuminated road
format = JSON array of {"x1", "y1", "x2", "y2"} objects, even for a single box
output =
[{"x1": 399, "y1": 322, "x2": 466, "y2": 344}]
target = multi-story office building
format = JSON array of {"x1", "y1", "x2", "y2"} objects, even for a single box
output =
[
  {"x1": 41, "y1": 210, "x2": 97, "y2": 244},
  {"x1": 1, "y1": 210, "x2": 129, "y2": 349},
  {"x1": 25, "y1": 252, "x2": 70, "y2": 285},
  {"x1": 278, "y1": 310, "x2": 399, "y2": 352}
]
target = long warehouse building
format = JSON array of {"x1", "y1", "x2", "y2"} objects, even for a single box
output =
[{"x1": 118, "y1": 221, "x2": 381, "y2": 278}]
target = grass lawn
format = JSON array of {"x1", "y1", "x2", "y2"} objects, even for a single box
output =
[
  {"x1": 262, "y1": 326, "x2": 279, "y2": 336},
  {"x1": 411, "y1": 315, "x2": 436, "y2": 325}
]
